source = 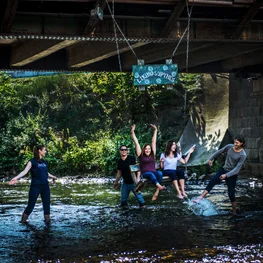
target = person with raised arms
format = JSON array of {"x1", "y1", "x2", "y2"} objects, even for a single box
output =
[{"x1": 131, "y1": 124, "x2": 165, "y2": 201}]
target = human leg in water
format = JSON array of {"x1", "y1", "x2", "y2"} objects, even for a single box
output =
[
  {"x1": 44, "y1": 214, "x2": 50, "y2": 224},
  {"x1": 21, "y1": 212, "x2": 29, "y2": 224},
  {"x1": 193, "y1": 168, "x2": 225, "y2": 203},
  {"x1": 226, "y1": 174, "x2": 238, "y2": 215}
]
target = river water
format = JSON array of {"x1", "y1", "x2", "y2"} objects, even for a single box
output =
[{"x1": 0, "y1": 173, "x2": 263, "y2": 263}]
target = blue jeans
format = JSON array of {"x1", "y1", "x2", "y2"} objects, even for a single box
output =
[
  {"x1": 121, "y1": 183, "x2": 145, "y2": 207},
  {"x1": 24, "y1": 183, "x2": 50, "y2": 215},
  {"x1": 205, "y1": 167, "x2": 238, "y2": 202},
  {"x1": 142, "y1": 171, "x2": 163, "y2": 185}
]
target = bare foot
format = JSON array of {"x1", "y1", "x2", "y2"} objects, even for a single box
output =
[
  {"x1": 157, "y1": 184, "x2": 165, "y2": 190},
  {"x1": 182, "y1": 192, "x2": 188, "y2": 197},
  {"x1": 177, "y1": 194, "x2": 184, "y2": 200},
  {"x1": 193, "y1": 196, "x2": 203, "y2": 203},
  {"x1": 152, "y1": 192, "x2": 159, "y2": 201}
]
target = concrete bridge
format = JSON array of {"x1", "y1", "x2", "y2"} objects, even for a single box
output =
[
  {"x1": 0, "y1": 0, "x2": 263, "y2": 73},
  {"x1": 0, "y1": 0, "x2": 263, "y2": 174}
]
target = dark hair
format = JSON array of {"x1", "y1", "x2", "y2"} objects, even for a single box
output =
[
  {"x1": 234, "y1": 135, "x2": 246, "y2": 147},
  {"x1": 141, "y1": 143, "x2": 154, "y2": 158},
  {"x1": 119, "y1": 145, "x2": 127, "y2": 150},
  {"x1": 33, "y1": 145, "x2": 45, "y2": 161},
  {"x1": 164, "y1": 140, "x2": 179, "y2": 158}
]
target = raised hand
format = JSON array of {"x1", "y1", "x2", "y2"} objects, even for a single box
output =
[
  {"x1": 189, "y1": 146, "x2": 195, "y2": 153},
  {"x1": 131, "y1": 124, "x2": 136, "y2": 132},
  {"x1": 149, "y1": 124, "x2": 157, "y2": 130}
]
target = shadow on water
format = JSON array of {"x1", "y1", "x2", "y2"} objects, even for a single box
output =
[{"x1": 0, "y1": 174, "x2": 263, "y2": 262}]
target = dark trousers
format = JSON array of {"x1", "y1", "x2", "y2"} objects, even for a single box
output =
[
  {"x1": 205, "y1": 167, "x2": 237, "y2": 202},
  {"x1": 24, "y1": 183, "x2": 50, "y2": 215},
  {"x1": 163, "y1": 169, "x2": 185, "y2": 181}
]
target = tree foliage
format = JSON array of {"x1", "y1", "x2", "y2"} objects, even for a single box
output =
[{"x1": 0, "y1": 72, "x2": 203, "y2": 176}]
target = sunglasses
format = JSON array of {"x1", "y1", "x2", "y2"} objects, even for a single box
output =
[{"x1": 120, "y1": 149, "x2": 128, "y2": 151}]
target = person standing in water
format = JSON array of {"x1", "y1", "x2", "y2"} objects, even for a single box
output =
[
  {"x1": 9, "y1": 145, "x2": 57, "y2": 224},
  {"x1": 114, "y1": 145, "x2": 146, "y2": 209},
  {"x1": 194, "y1": 135, "x2": 246, "y2": 216},
  {"x1": 131, "y1": 124, "x2": 165, "y2": 201},
  {"x1": 160, "y1": 141, "x2": 195, "y2": 200}
]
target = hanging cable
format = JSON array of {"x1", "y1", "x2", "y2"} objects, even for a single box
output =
[
  {"x1": 112, "y1": 0, "x2": 122, "y2": 72},
  {"x1": 183, "y1": 1, "x2": 193, "y2": 113},
  {"x1": 185, "y1": 0, "x2": 193, "y2": 73},
  {"x1": 170, "y1": 26, "x2": 188, "y2": 59},
  {"x1": 170, "y1": 1, "x2": 193, "y2": 61},
  {"x1": 105, "y1": 0, "x2": 139, "y2": 60}
]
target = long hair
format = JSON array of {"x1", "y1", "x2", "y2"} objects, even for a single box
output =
[
  {"x1": 141, "y1": 143, "x2": 154, "y2": 158},
  {"x1": 33, "y1": 145, "x2": 45, "y2": 161},
  {"x1": 164, "y1": 140, "x2": 179, "y2": 158}
]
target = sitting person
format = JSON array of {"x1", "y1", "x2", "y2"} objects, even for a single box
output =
[
  {"x1": 160, "y1": 140, "x2": 195, "y2": 199},
  {"x1": 131, "y1": 124, "x2": 165, "y2": 201},
  {"x1": 114, "y1": 145, "x2": 146, "y2": 209}
]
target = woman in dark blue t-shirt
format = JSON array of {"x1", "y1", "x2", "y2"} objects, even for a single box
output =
[{"x1": 9, "y1": 145, "x2": 57, "y2": 224}]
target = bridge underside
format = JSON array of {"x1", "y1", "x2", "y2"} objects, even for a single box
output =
[{"x1": 0, "y1": 0, "x2": 263, "y2": 73}]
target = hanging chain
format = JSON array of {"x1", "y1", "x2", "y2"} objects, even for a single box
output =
[
  {"x1": 112, "y1": 0, "x2": 122, "y2": 72},
  {"x1": 105, "y1": 0, "x2": 138, "y2": 60}
]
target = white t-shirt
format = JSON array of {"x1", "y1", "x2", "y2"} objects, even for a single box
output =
[{"x1": 160, "y1": 152, "x2": 182, "y2": 170}]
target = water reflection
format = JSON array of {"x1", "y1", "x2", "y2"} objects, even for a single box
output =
[{"x1": 0, "y1": 174, "x2": 263, "y2": 262}]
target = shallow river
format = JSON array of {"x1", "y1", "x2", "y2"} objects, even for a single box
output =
[{"x1": 0, "y1": 174, "x2": 263, "y2": 263}]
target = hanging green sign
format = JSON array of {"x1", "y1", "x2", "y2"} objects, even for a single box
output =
[{"x1": 132, "y1": 64, "x2": 178, "y2": 86}]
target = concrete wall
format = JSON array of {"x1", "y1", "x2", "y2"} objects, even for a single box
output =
[
  {"x1": 229, "y1": 74, "x2": 263, "y2": 175},
  {"x1": 179, "y1": 73, "x2": 229, "y2": 166}
]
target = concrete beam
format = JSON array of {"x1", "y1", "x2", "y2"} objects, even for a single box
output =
[
  {"x1": 11, "y1": 40, "x2": 77, "y2": 66},
  {"x1": 122, "y1": 43, "x2": 213, "y2": 70},
  {"x1": 0, "y1": 0, "x2": 19, "y2": 33},
  {"x1": 175, "y1": 44, "x2": 262, "y2": 70},
  {"x1": 221, "y1": 47, "x2": 263, "y2": 71},
  {"x1": 161, "y1": 0, "x2": 186, "y2": 37},
  {"x1": 68, "y1": 41, "x2": 148, "y2": 68},
  {"x1": 231, "y1": 0, "x2": 263, "y2": 39}
]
